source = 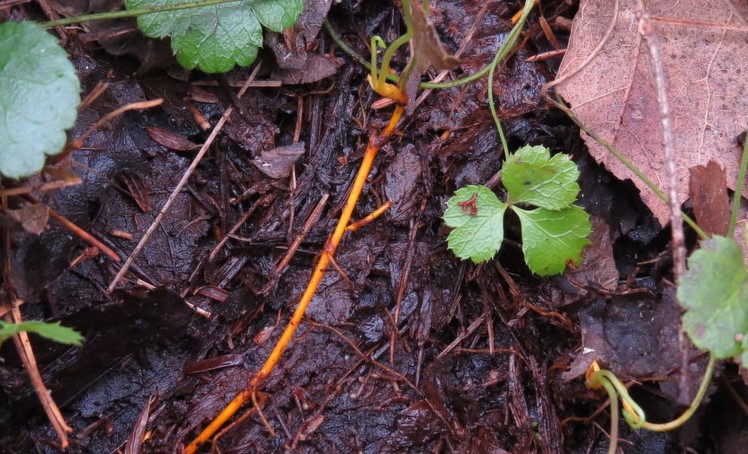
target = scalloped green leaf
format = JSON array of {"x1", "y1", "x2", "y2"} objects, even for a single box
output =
[
  {"x1": 513, "y1": 205, "x2": 591, "y2": 276},
  {"x1": 504, "y1": 144, "x2": 580, "y2": 210},
  {"x1": 444, "y1": 185, "x2": 507, "y2": 264},
  {"x1": 678, "y1": 236, "x2": 748, "y2": 359},
  {"x1": 0, "y1": 320, "x2": 84, "y2": 347},
  {"x1": 126, "y1": 0, "x2": 303, "y2": 73},
  {"x1": 0, "y1": 21, "x2": 80, "y2": 179},
  {"x1": 251, "y1": 0, "x2": 303, "y2": 31}
]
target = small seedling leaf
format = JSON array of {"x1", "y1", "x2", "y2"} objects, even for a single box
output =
[
  {"x1": 444, "y1": 146, "x2": 590, "y2": 274},
  {"x1": 126, "y1": 0, "x2": 303, "y2": 73},
  {"x1": 504, "y1": 145, "x2": 580, "y2": 210},
  {"x1": 0, "y1": 320, "x2": 84, "y2": 347},
  {"x1": 0, "y1": 21, "x2": 80, "y2": 179},
  {"x1": 678, "y1": 236, "x2": 748, "y2": 359},
  {"x1": 444, "y1": 185, "x2": 507, "y2": 263},
  {"x1": 514, "y1": 205, "x2": 591, "y2": 276}
]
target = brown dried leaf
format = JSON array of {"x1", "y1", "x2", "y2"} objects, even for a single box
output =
[
  {"x1": 187, "y1": 85, "x2": 219, "y2": 104},
  {"x1": 251, "y1": 142, "x2": 305, "y2": 179},
  {"x1": 124, "y1": 393, "x2": 155, "y2": 454},
  {"x1": 689, "y1": 161, "x2": 730, "y2": 236},
  {"x1": 266, "y1": 0, "x2": 340, "y2": 84},
  {"x1": 146, "y1": 126, "x2": 200, "y2": 151},
  {"x1": 555, "y1": 0, "x2": 748, "y2": 224},
  {"x1": 410, "y1": 1, "x2": 460, "y2": 73},
  {"x1": 194, "y1": 285, "x2": 229, "y2": 302},
  {"x1": 272, "y1": 54, "x2": 341, "y2": 85},
  {"x1": 566, "y1": 216, "x2": 618, "y2": 291},
  {"x1": 5, "y1": 204, "x2": 49, "y2": 235},
  {"x1": 118, "y1": 170, "x2": 151, "y2": 212}
]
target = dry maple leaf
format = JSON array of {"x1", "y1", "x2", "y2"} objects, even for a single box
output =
[{"x1": 554, "y1": 0, "x2": 748, "y2": 224}]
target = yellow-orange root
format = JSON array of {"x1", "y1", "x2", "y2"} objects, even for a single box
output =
[{"x1": 185, "y1": 105, "x2": 405, "y2": 453}]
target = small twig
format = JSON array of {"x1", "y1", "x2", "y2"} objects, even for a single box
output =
[
  {"x1": 637, "y1": 2, "x2": 685, "y2": 279},
  {"x1": 637, "y1": 1, "x2": 690, "y2": 405},
  {"x1": 393, "y1": 218, "x2": 419, "y2": 325},
  {"x1": 124, "y1": 393, "x2": 156, "y2": 454},
  {"x1": 78, "y1": 82, "x2": 110, "y2": 111},
  {"x1": 8, "y1": 300, "x2": 72, "y2": 449},
  {"x1": 210, "y1": 393, "x2": 268, "y2": 450},
  {"x1": 0, "y1": 170, "x2": 81, "y2": 197},
  {"x1": 73, "y1": 99, "x2": 164, "y2": 150},
  {"x1": 346, "y1": 201, "x2": 392, "y2": 232},
  {"x1": 437, "y1": 311, "x2": 488, "y2": 359},
  {"x1": 35, "y1": 0, "x2": 68, "y2": 44},
  {"x1": 306, "y1": 320, "x2": 420, "y2": 394},
  {"x1": 108, "y1": 65, "x2": 262, "y2": 292},
  {"x1": 209, "y1": 193, "x2": 273, "y2": 260},
  {"x1": 260, "y1": 193, "x2": 329, "y2": 294}
]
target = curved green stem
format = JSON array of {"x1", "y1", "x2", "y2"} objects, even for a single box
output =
[
  {"x1": 587, "y1": 369, "x2": 646, "y2": 429},
  {"x1": 324, "y1": 0, "x2": 536, "y2": 93},
  {"x1": 487, "y1": 0, "x2": 535, "y2": 156},
  {"x1": 488, "y1": 59, "x2": 509, "y2": 156},
  {"x1": 641, "y1": 355, "x2": 716, "y2": 432},
  {"x1": 597, "y1": 379, "x2": 620, "y2": 454},
  {"x1": 375, "y1": 0, "x2": 414, "y2": 91},
  {"x1": 369, "y1": 36, "x2": 388, "y2": 88},
  {"x1": 728, "y1": 128, "x2": 748, "y2": 238},
  {"x1": 42, "y1": 0, "x2": 238, "y2": 28},
  {"x1": 324, "y1": 16, "x2": 492, "y2": 90},
  {"x1": 587, "y1": 355, "x2": 716, "y2": 437}
]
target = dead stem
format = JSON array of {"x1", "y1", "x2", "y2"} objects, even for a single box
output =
[
  {"x1": 637, "y1": 1, "x2": 690, "y2": 405},
  {"x1": 9, "y1": 301, "x2": 72, "y2": 449}
]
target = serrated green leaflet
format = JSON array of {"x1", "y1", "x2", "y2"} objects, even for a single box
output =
[
  {"x1": 679, "y1": 236, "x2": 748, "y2": 359},
  {"x1": 504, "y1": 145, "x2": 580, "y2": 210},
  {"x1": 444, "y1": 145, "x2": 591, "y2": 274},
  {"x1": 444, "y1": 185, "x2": 507, "y2": 263},
  {"x1": 513, "y1": 205, "x2": 591, "y2": 275},
  {"x1": 126, "y1": 0, "x2": 303, "y2": 73},
  {"x1": 0, "y1": 320, "x2": 84, "y2": 347},
  {"x1": 0, "y1": 21, "x2": 80, "y2": 179}
]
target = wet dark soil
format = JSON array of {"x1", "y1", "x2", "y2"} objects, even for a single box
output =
[{"x1": 1, "y1": 1, "x2": 747, "y2": 453}]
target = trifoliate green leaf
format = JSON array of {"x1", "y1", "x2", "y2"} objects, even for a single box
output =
[
  {"x1": 0, "y1": 21, "x2": 80, "y2": 179},
  {"x1": 504, "y1": 145, "x2": 580, "y2": 210},
  {"x1": 0, "y1": 320, "x2": 84, "y2": 347},
  {"x1": 678, "y1": 236, "x2": 748, "y2": 359},
  {"x1": 513, "y1": 205, "x2": 591, "y2": 275},
  {"x1": 444, "y1": 185, "x2": 507, "y2": 263},
  {"x1": 126, "y1": 0, "x2": 303, "y2": 73}
]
